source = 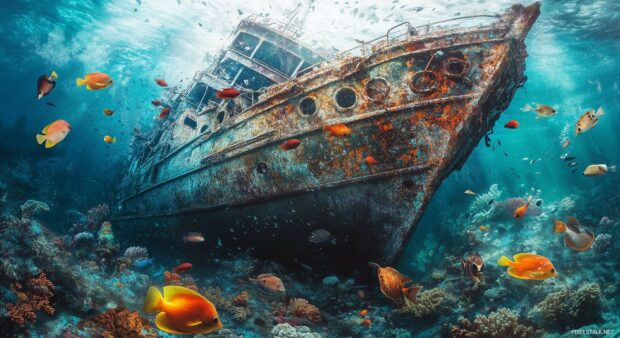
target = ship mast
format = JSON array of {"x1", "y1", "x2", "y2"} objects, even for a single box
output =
[{"x1": 283, "y1": 0, "x2": 315, "y2": 34}]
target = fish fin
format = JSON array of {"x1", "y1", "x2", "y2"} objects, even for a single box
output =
[
  {"x1": 553, "y1": 220, "x2": 566, "y2": 233},
  {"x1": 596, "y1": 106, "x2": 604, "y2": 117},
  {"x1": 521, "y1": 104, "x2": 532, "y2": 112},
  {"x1": 608, "y1": 165, "x2": 616, "y2": 173},
  {"x1": 497, "y1": 256, "x2": 513, "y2": 267},
  {"x1": 143, "y1": 286, "x2": 163, "y2": 313},
  {"x1": 403, "y1": 284, "x2": 422, "y2": 304},
  {"x1": 86, "y1": 84, "x2": 93, "y2": 90},
  {"x1": 507, "y1": 267, "x2": 533, "y2": 280},
  {"x1": 163, "y1": 285, "x2": 207, "y2": 303},
  {"x1": 36, "y1": 134, "x2": 46, "y2": 145},
  {"x1": 513, "y1": 253, "x2": 537, "y2": 261},
  {"x1": 50, "y1": 71, "x2": 58, "y2": 80},
  {"x1": 155, "y1": 313, "x2": 187, "y2": 334},
  {"x1": 42, "y1": 122, "x2": 52, "y2": 134},
  {"x1": 45, "y1": 140, "x2": 58, "y2": 148},
  {"x1": 527, "y1": 195, "x2": 532, "y2": 205},
  {"x1": 567, "y1": 216, "x2": 581, "y2": 227},
  {"x1": 76, "y1": 77, "x2": 86, "y2": 86}
]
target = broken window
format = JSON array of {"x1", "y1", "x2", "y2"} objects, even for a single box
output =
[
  {"x1": 231, "y1": 32, "x2": 260, "y2": 57},
  {"x1": 200, "y1": 125, "x2": 209, "y2": 133},
  {"x1": 183, "y1": 116, "x2": 197, "y2": 129},
  {"x1": 253, "y1": 40, "x2": 301, "y2": 76}
]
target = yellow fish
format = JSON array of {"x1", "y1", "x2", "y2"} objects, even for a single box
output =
[
  {"x1": 575, "y1": 107, "x2": 604, "y2": 135},
  {"x1": 76, "y1": 72, "x2": 113, "y2": 90},
  {"x1": 36, "y1": 120, "x2": 71, "y2": 149},
  {"x1": 583, "y1": 164, "x2": 615, "y2": 177},
  {"x1": 103, "y1": 135, "x2": 117, "y2": 144},
  {"x1": 144, "y1": 286, "x2": 223, "y2": 335},
  {"x1": 497, "y1": 253, "x2": 557, "y2": 281},
  {"x1": 522, "y1": 103, "x2": 557, "y2": 118},
  {"x1": 479, "y1": 225, "x2": 489, "y2": 231}
]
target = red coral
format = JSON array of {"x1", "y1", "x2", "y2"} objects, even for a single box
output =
[
  {"x1": 164, "y1": 271, "x2": 182, "y2": 285},
  {"x1": 6, "y1": 272, "x2": 55, "y2": 327}
]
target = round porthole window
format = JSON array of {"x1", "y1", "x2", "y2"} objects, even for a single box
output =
[
  {"x1": 364, "y1": 78, "x2": 390, "y2": 102},
  {"x1": 408, "y1": 71, "x2": 438, "y2": 94},
  {"x1": 334, "y1": 87, "x2": 357, "y2": 109},
  {"x1": 216, "y1": 111, "x2": 225, "y2": 124},
  {"x1": 256, "y1": 161, "x2": 269, "y2": 174},
  {"x1": 298, "y1": 96, "x2": 317, "y2": 116}
]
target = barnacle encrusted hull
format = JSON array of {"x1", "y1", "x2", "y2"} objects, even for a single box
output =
[{"x1": 115, "y1": 4, "x2": 539, "y2": 270}]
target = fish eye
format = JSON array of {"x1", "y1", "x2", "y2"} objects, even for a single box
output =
[
  {"x1": 551, "y1": 268, "x2": 555, "y2": 273},
  {"x1": 262, "y1": 280, "x2": 266, "y2": 283},
  {"x1": 213, "y1": 317, "x2": 218, "y2": 322}
]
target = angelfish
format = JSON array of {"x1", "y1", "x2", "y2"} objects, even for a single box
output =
[
  {"x1": 461, "y1": 252, "x2": 484, "y2": 284},
  {"x1": 36, "y1": 120, "x2": 71, "y2": 149},
  {"x1": 368, "y1": 262, "x2": 422, "y2": 305},
  {"x1": 554, "y1": 217, "x2": 595, "y2": 251},
  {"x1": 37, "y1": 71, "x2": 58, "y2": 99}
]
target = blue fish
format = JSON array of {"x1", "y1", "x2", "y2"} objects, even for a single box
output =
[{"x1": 133, "y1": 258, "x2": 153, "y2": 268}]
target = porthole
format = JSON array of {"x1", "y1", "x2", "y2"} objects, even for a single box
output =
[
  {"x1": 200, "y1": 125, "x2": 209, "y2": 133},
  {"x1": 364, "y1": 78, "x2": 390, "y2": 102},
  {"x1": 334, "y1": 87, "x2": 357, "y2": 109},
  {"x1": 408, "y1": 71, "x2": 438, "y2": 94},
  {"x1": 443, "y1": 57, "x2": 471, "y2": 79},
  {"x1": 256, "y1": 162, "x2": 269, "y2": 174},
  {"x1": 183, "y1": 116, "x2": 197, "y2": 129},
  {"x1": 216, "y1": 111, "x2": 226, "y2": 124},
  {"x1": 298, "y1": 96, "x2": 317, "y2": 116}
]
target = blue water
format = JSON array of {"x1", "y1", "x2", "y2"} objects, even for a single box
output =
[{"x1": 1, "y1": 0, "x2": 619, "y2": 337}]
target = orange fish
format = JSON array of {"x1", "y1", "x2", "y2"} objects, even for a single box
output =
[
  {"x1": 183, "y1": 232, "x2": 205, "y2": 243},
  {"x1": 553, "y1": 217, "x2": 594, "y2": 252},
  {"x1": 364, "y1": 155, "x2": 378, "y2": 166},
  {"x1": 479, "y1": 225, "x2": 489, "y2": 231},
  {"x1": 36, "y1": 71, "x2": 58, "y2": 99},
  {"x1": 76, "y1": 72, "x2": 113, "y2": 90},
  {"x1": 144, "y1": 286, "x2": 223, "y2": 335},
  {"x1": 173, "y1": 262, "x2": 193, "y2": 273},
  {"x1": 359, "y1": 309, "x2": 368, "y2": 317},
  {"x1": 103, "y1": 135, "x2": 117, "y2": 144},
  {"x1": 504, "y1": 120, "x2": 519, "y2": 129},
  {"x1": 249, "y1": 273, "x2": 285, "y2": 293},
  {"x1": 280, "y1": 139, "x2": 301, "y2": 150},
  {"x1": 368, "y1": 262, "x2": 421, "y2": 305},
  {"x1": 155, "y1": 79, "x2": 168, "y2": 87},
  {"x1": 216, "y1": 88, "x2": 241, "y2": 99},
  {"x1": 497, "y1": 253, "x2": 557, "y2": 280},
  {"x1": 151, "y1": 100, "x2": 162, "y2": 106},
  {"x1": 513, "y1": 196, "x2": 532, "y2": 219},
  {"x1": 36, "y1": 120, "x2": 71, "y2": 149},
  {"x1": 361, "y1": 318, "x2": 372, "y2": 327},
  {"x1": 103, "y1": 108, "x2": 114, "y2": 116},
  {"x1": 159, "y1": 107, "x2": 171, "y2": 119},
  {"x1": 323, "y1": 123, "x2": 351, "y2": 137}
]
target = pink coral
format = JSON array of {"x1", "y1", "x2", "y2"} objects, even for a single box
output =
[{"x1": 6, "y1": 272, "x2": 55, "y2": 327}]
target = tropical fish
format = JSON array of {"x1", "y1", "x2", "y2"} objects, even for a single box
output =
[
  {"x1": 36, "y1": 120, "x2": 71, "y2": 149},
  {"x1": 464, "y1": 190, "x2": 476, "y2": 196},
  {"x1": 513, "y1": 196, "x2": 532, "y2": 219},
  {"x1": 361, "y1": 318, "x2": 372, "y2": 327},
  {"x1": 583, "y1": 164, "x2": 615, "y2": 176},
  {"x1": 143, "y1": 286, "x2": 223, "y2": 335},
  {"x1": 183, "y1": 232, "x2": 205, "y2": 243},
  {"x1": 359, "y1": 309, "x2": 368, "y2": 317},
  {"x1": 151, "y1": 100, "x2": 162, "y2": 106},
  {"x1": 568, "y1": 162, "x2": 578, "y2": 167},
  {"x1": 250, "y1": 273, "x2": 285, "y2": 293},
  {"x1": 323, "y1": 123, "x2": 351, "y2": 137},
  {"x1": 76, "y1": 72, "x2": 113, "y2": 90},
  {"x1": 159, "y1": 107, "x2": 171, "y2": 119},
  {"x1": 497, "y1": 253, "x2": 557, "y2": 281},
  {"x1": 479, "y1": 225, "x2": 489, "y2": 231},
  {"x1": 563, "y1": 156, "x2": 576, "y2": 161},
  {"x1": 103, "y1": 108, "x2": 114, "y2": 116},
  {"x1": 155, "y1": 79, "x2": 168, "y2": 87},
  {"x1": 173, "y1": 262, "x2": 193, "y2": 273},
  {"x1": 36, "y1": 71, "x2": 58, "y2": 99},
  {"x1": 216, "y1": 88, "x2": 241, "y2": 99},
  {"x1": 461, "y1": 252, "x2": 484, "y2": 284},
  {"x1": 554, "y1": 217, "x2": 595, "y2": 251},
  {"x1": 280, "y1": 139, "x2": 301, "y2": 150},
  {"x1": 522, "y1": 103, "x2": 557, "y2": 118},
  {"x1": 562, "y1": 139, "x2": 570, "y2": 148},
  {"x1": 103, "y1": 135, "x2": 116, "y2": 144},
  {"x1": 308, "y1": 229, "x2": 337, "y2": 246},
  {"x1": 46, "y1": 102, "x2": 56, "y2": 107},
  {"x1": 575, "y1": 107, "x2": 604, "y2": 135},
  {"x1": 504, "y1": 120, "x2": 519, "y2": 129},
  {"x1": 368, "y1": 262, "x2": 421, "y2": 304},
  {"x1": 364, "y1": 155, "x2": 378, "y2": 166}
]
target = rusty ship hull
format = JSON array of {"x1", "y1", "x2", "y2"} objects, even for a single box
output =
[{"x1": 115, "y1": 4, "x2": 540, "y2": 270}]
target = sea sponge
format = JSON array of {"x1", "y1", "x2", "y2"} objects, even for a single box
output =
[
  {"x1": 6, "y1": 272, "x2": 55, "y2": 327},
  {"x1": 78, "y1": 307, "x2": 157, "y2": 338},
  {"x1": 289, "y1": 298, "x2": 322, "y2": 323},
  {"x1": 529, "y1": 283, "x2": 602, "y2": 330},
  {"x1": 271, "y1": 323, "x2": 322, "y2": 338},
  {"x1": 450, "y1": 308, "x2": 540, "y2": 337},
  {"x1": 397, "y1": 288, "x2": 453, "y2": 318}
]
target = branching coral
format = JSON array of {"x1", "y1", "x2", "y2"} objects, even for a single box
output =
[
  {"x1": 73, "y1": 231, "x2": 94, "y2": 241},
  {"x1": 20, "y1": 199, "x2": 50, "y2": 220},
  {"x1": 202, "y1": 287, "x2": 250, "y2": 322},
  {"x1": 289, "y1": 298, "x2": 322, "y2": 323},
  {"x1": 450, "y1": 308, "x2": 540, "y2": 338},
  {"x1": 6, "y1": 272, "x2": 55, "y2": 327},
  {"x1": 530, "y1": 283, "x2": 602, "y2": 330},
  {"x1": 78, "y1": 307, "x2": 157, "y2": 338},
  {"x1": 397, "y1": 288, "x2": 453, "y2": 318}
]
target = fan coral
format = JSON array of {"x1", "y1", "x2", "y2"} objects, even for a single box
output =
[
  {"x1": 6, "y1": 272, "x2": 55, "y2": 327},
  {"x1": 203, "y1": 287, "x2": 250, "y2": 322},
  {"x1": 397, "y1": 288, "x2": 453, "y2": 318},
  {"x1": 529, "y1": 283, "x2": 601, "y2": 330},
  {"x1": 123, "y1": 246, "x2": 149, "y2": 260},
  {"x1": 73, "y1": 231, "x2": 94, "y2": 241},
  {"x1": 592, "y1": 233, "x2": 612, "y2": 252},
  {"x1": 20, "y1": 199, "x2": 50, "y2": 220},
  {"x1": 289, "y1": 298, "x2": 322, "y2": 323},
  {"x1": 78, "y1": 307, "x2": 157, "y2": 338},
  {"x1": 86, "y1": 203, "x2": 109, "y2": 228},
  {"x1": 450, "y1": 308, "x2": 540, "y2": 338}
]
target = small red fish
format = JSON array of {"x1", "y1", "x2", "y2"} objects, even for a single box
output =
[
  {"x1": 359, "y1": 309, "x2": 368, "y2": 317},
  {"x1": 513, "y1": 196, "x2": 532, "y2": 219},
  {"x1": 361, "y1": 318, "x2": 372, "y2": 327},
  {"x1": 172, "y1": 262, "x2": 193, "y2": 273},
  {"x1": 504, "y1": 120, "x2": 519, "y2": 129},
  {"x1": 216, "y1": 88, "x2": 241, "y2": 99},
  {"x1": 155, "y1": 79, "x2": 168, "y2": 87},
  {"x1": 183, "y1": 232, "x2": 205, "y2": 243},
  {"x1": 364, "y1": 155, "x2": 378, "y2": 166},
  {"x1": 159, "y1": 107, "x2": 171, "y2": 119},
  {"x1": 151, "y1": 100, "x2": 162, "y2": 106},
  {"x1": 280, "y1": 139, "x2": 301, "y2": 150},
  {"x1": 323, "y1": 123, "x2": 352, "y2": 137}
]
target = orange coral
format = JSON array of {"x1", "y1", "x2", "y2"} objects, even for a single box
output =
[
  {"x1": 6, "y1": 272, "x2": 55, "y2": 327},
  {"x1": 289, "y1": 298, "x2": 321, "y2": 323},
  {"x1": 164, "y1": 271, "x2": 181, "y2": 285},
  {"x1": 232, "y1": 291, "x2": 249, "y2": 307},
  {"x1": 79, "y1": 308, "x2": 157, "y2": 338}
]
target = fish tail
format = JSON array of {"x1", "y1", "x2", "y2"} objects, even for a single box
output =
[
  {"x1": 403, "y1": 284, "x2": 422, "y2": 304},
  {"x1": 368, "y1": 262, "x2": 381, "y2": 270},
  {"x1": 50, "y1": 71, "x2": 58, "y2": 79},
  {"x1": 36, "y1": 134, "x2": 46, "y2": 144},
  {"x1": 112, "y1": 137, "x2": 117, "y2": 144},
  {"x1": 76, "y1": 77, "x2": 86, "y2": 86},
  {"x1": 608, "y1": 165, "x2": 616, "y2": 173},
  {"x1": 143, "y1": 286, "x2": 163, "y2": 314},
  {"x1": 597, "y1": 106, "x2": 605, "y2": 116},
  {"x1": 521, "y1": 103, "x2": 532, "y2": 112},
  {"x1": 497, "y1": 256, "x2": 513, "y2": 267}
]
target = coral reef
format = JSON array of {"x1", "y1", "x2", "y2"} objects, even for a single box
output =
[
  {"x1": 86, "y1": 204, "x2": 109, "y2": 229},
  {"x1": 202, "y1": 287, "x2": 250, "y2": 322},
  {"x1": 592, "y1": 233, "x2": 612, "y2": 252},
  {"x1": 271, "y1": 323, "x2": 322, "y2": 338},
  {"x1": 289, "y1": 298, "x2": 322, "y2": 323},
  {"x1": 20, "y1": 199, "x2": 50, "y2": 221},
  {"x1": 397, "y1": 288, "x2": 453, "y2": 318},
  {"x1": 232, "y1": 290, "x2": 249, "y2": 307},
  {"x1": 73, "y1": 231, "x2": 94, "y2": 242},
  {"x1": 529, "y1": 283, "x2": 602, "y2": 330},
  {"x1": 123, "y1": 246, "x2": 149, "y2": 260},
  {"x1": 6, "y1": 272, "x2": 55, "y2": 327},
  {"x1": 468, "y1": 184, "x2": 502, "y2": 223},
  {"x1": 450, "y1": 308, "x2": 540, "y2": 338},
  {"x1": 78, "y1": 307, "x2": 157, "y2": 338}
]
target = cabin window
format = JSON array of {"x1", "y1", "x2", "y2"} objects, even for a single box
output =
[
  {"x1": 216, "y1": 111, "x2": 226, "y2": 124},
  {"x1": 200, "y1": 125, "x2": 209, "y2": 133},
  {"x1": 253, "y1": 40, "x2": 301, "y2": 76},
  {"x1": 334, "y1": 87, "x2": 357, "y2": 109},
  {"x1": 187, "y1": 82, "x2": 209, "y2": 107},
  {"x1": 365, "y1": 78, "x2": 390, "y2": 102},
  {"x1": 298, "y1": 96, "x2": 317, "y2": 116},
  {"x1": 216, "y1": 59, "x2": 274, "y2": 90},
  {"x1": 231, "y1": 32, "x2": 260, "y2": 57},
  {"x1": 183, "y1": 116, "x2": 197, "y2": 129}
]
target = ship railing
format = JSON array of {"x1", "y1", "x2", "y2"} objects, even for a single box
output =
[{"x1": 243, "y1": 14, "x2": 304, "y2": 39}]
